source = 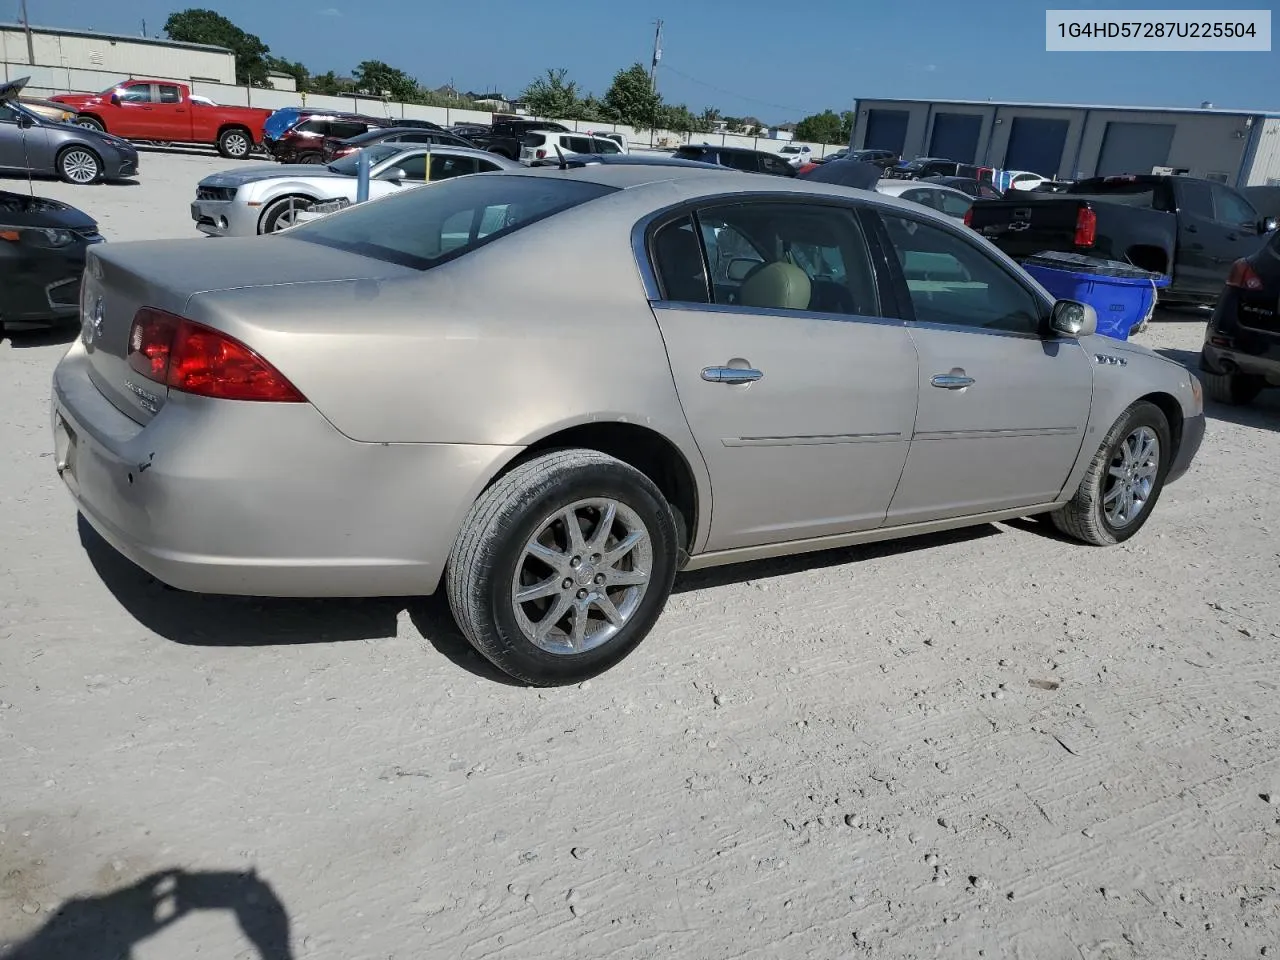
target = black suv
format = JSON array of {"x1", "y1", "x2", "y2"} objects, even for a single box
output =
[
  {"x1": 672, "y1": 145, "x2": 796, "y2": 177},
  {"x1": 468, "y1": 116, "x2": 571, "y2": 159},
  {"x1": 1200, "y1": 226, "x2": 1280, "y2": 406}
]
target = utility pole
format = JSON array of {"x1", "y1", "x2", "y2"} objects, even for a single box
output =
[
  {"x1": 20, "y1": 0, "x2": 34, "y2": 66},
  {"x1": 650, "y1": 19, "x2": 663, "y2": 92}
]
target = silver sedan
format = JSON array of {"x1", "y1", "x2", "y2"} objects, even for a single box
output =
[{"x1": 52, "y1": 165, "x2": 1204, "y2": 685}]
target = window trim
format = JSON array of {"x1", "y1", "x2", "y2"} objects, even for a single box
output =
[
  {"x1": 863, "y1": 206, "x2": 1055, "y2": 341},
  {"x1": 635, "y1": 193, "x2": 903, "y2": 326}
]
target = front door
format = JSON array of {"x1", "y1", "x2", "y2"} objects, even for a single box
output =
[
  {"x1": 109, "y1": 82, "x2": 159, "y2": 139},
  {"x1": 646, "y1": 200, "x2": 919, "y2": 552},
  {"x1": 0, "y1": 103, "x2": 48, "y2": 170},
  {"x1": 873, "y1": 209, "x2": 1094, "y2": 525}
]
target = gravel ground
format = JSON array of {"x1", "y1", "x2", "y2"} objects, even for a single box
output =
[{"x1": 2, "y1": 153, "x2": 1279, "y2": 960}]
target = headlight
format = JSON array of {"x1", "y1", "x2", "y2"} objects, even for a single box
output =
[{"x1": 0, "y1": 225, "x2": 76, "y2": 248}]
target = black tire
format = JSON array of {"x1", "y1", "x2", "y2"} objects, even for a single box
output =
[
  {"x1": 56, "y1": 146, "x2": 103, "y2": 185},
  {"x1": 75, "y1": 116, "x2": 105, "y2": 132},
  {"x1": 298, "y1": 152, "x2": 323, "y2": 165},
  {"x1": 259, "y1": 196, "x2": 316, "y2": 234},
  {"x1": 217, "y1": 127, "x2": 253, "y2": 160},
  {"x1": 446, "y1": 449, "x2": 678, "y2": 686},
  {"x1": 1051, "y1": 401, "x2": 1172, "y2": 546},
  {"x1": 1201, "y1": 363, "x2": 1263, "y2": 406}
]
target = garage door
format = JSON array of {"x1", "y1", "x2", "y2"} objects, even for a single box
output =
[
  {"x1": 929, "y1": 113, "x2": 982, "y2": 164},
  {"x1": 864, "y1": 110, "x2": 909, "y2": 155},
  {"x1": 1095, "y1": 121, "x2": 1176, "y2": 176},
  {"x1": 1003, "y1": 117, "x2": 1069, "y2": 176}
]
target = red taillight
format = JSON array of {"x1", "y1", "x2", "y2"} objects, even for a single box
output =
[
  {"x1": 963, "y1": 208, "x2": 974, "y2": 228},
  {"x1": 1226, "y1": 258, "x2": 1264, "y2": 291},
  {"x1": 127, "y1": 308, "x2": 305, "y2": 403},
  {"x1": 1074, "y1": 207, "x2": 1097, "y2": 247},
  {"x1": 535, "y1": 148, "x2": 546, "y2": 159}
]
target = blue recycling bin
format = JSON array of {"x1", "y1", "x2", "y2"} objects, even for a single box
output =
[{"x1": 1021, "y1": 251, "x2": 1170, "y2": 341}]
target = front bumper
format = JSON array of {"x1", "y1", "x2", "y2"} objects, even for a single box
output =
[
  {"x1": 1166, "y1": 411, "x2": 1205, "y2": 485},
  {"x1": 0, "y1": 240, "x2": 100, "y2": 326},
  {"x1": 191, "y1": 198, "x2": 260, "y2": 237},
  {"x1": 104, "y1": 150, "x2": 140, "y2": 180},
  {"x1": 51, "y1": 340, "x2": 515, "y2": 597}
]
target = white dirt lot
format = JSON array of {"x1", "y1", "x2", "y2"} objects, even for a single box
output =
[{"x1": 2, "y1": 152, "x2": 1279, "y2": 960}]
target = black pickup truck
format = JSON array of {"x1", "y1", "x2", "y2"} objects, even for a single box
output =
[
  {"x1": 967, "y1": 175, "x2": 1279, "y2": 306},
  {"x1": 467, "y1": 116, "x2": 570, "y2": 159}
]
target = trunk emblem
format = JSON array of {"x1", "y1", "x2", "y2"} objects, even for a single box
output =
[
  {"x1": 82, "y1": 296, "x2": 105, "y2": 349},
  {"x1": 1007, "y1": 221, "x2": 1030, "y2": 232}
]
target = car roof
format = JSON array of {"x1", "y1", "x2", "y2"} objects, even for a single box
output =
[
  {"x1": 874, "y1": 179, "x2": 970, "y2": 198},
  {"x1": 529, "y1": 154, "x2": 719, "y2": 169},
  {"x1": 382, "y1": 144, "x2": 520, "y2": 165},
  {"x1": 677, "y1": 144, "x2": 769, "y2": 156}
]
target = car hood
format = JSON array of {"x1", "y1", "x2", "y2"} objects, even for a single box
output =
[
  {"x1": 200, "y1": 164, "x2": 347, "y2": 189},
  {"x1": 0, "y1": 190, "x2": 96, "y2": 230}
]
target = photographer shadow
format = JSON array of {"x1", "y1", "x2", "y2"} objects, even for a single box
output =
[{"x1": 3, "y1": 867, "x2": 293, "y2": 960}]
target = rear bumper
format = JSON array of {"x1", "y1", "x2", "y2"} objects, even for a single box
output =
[
  {"x1": 1166, "y1": 411, "x2": 1204, "y2": 486},
  {"x1": 51, "y1": 340, "x2": 517, "y2": 597}
]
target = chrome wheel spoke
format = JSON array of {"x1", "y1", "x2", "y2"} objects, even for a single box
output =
[
  {"x1": 607, "y1": 568, "x2": 648, "y2": 587},
  {"x1": 567, "y1": 604, "x2": 588, "y2": 650},
  {"x1": 588, "y1": 501, "x2": 617, "y2": 552},
  {"x1": 1103, "y1": 484, "x2": 1123, "y2": 505},
  {"x1": 526, "y1": 541, "x2": 569, "y2": 573},
  {"x1": 563, "y1": 509, "x2": 588, "y2": 557},
  {"x1": 515, "y1": 576, "x2": 560, "y2": 604},
  {"x1": 1108, "y1": 464, "x2": 1127, "y2": 480},
  {"x1": 593, "y1": 594, "x2": 624, "y2": 627},
  {"x1": 535, "y1": 593, "x2": 573, "y2": 641},
  {"x1": 602, "y1": 530, "x2": 645, "y2": 567}
]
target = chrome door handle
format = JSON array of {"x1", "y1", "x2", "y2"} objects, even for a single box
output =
[
  {"x1": 702, "y1": 366, "x2": 764, "y2": 385},
  {"x1": 931, "y1": 374, "x2": 975, "y2": 390}
]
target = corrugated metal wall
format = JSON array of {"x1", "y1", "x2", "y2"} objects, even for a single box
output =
[{"x1": 1245, "y1": 118, "x2": 1280, "y2": 186}]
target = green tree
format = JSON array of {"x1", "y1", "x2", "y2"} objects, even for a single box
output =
[
  {"x1": 310, "y1": 71, "x2": 350, "y2": 96},
  {"x1": 839, "y1": 110, "x2": 855, "y2": 144},
  {"x1": 658, "y1": 103, "x2": 699, "y2": 134},
  {"x1": 603, "y1": 63, "x2": 660, "y2": 129},
  {"x1": 698, "y1": 106, "x2": 722, "y2": 133},
  {"x1": 794, "y1": 109, "x2": 843, "y2": 144},
  {"x1": 352, "y1": 60, "x2": 419, "y2": 103},
  {"x1": 164, "y1": 9, "x2": 270, "y2": 86},
  {"x1": 723, "y1": 116, "x2": 745, "y2": 133},
  {"x1": 522, "y1": 68, "x2": 582, "y2": 119}
]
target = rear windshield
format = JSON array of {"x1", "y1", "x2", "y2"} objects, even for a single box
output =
[
  {"x1": 327, "y1": 144, "x2": 402, "y2": 174},
  {"x1": 288, "y1": 174, "x2": 616, "y2": 270}
]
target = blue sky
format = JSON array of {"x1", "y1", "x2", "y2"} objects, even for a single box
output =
[{"x1": 16, "y1": 0, "x2": 1278, "y2": 121}]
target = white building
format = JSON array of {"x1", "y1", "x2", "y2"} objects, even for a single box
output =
[
  {"x1": 850, "y1": 97, "x2": 1280, "y2": 188},
  {"x1": 0, "y1": 22, "x2": 237, "y2": 91}
]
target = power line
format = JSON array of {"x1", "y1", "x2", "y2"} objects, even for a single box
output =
[{"x1": 658, "y1": 63, "x2": 817, "y2": 116}]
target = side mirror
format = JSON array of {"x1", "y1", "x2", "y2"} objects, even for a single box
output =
[
  {"x1": 109, "y1": 93, "x2": 120, "y2": 106},
  {"x1": 1262, "y1": 216, "x2": 1279, "y2": 234},
  {"x1": 15, "y1": 113, "x2": 33, "y2": 129},
  {"x1": 1049, "y1": 299, "x2": 1097, "y2": 339},
  {"x1": 379, "y1": 167, "x2": 407, "y2": 182}
]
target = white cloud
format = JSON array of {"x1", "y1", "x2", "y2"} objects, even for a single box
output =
[
  {"x1": 924, "y1": 63, "x2": 938, "y2": 72},
  {"x1": 319, "y1": 7, "x2": 342, "y2": 15}
]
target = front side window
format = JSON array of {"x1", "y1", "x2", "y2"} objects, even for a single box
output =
[
  {"x1": 294, "y1": 118, "x2": 328, "y2": 135},
  {"x1": 1210, "y1": 184, "x2": 1257, "y2": 226},
  {"x1": 879, "y1": 212, "x2": 1043, "y2": 334},
  {"x1": 693, "y1": 201, "x2": 880, "y2": 316},
  {"x1": 116, "y1": 84, "x2": 153, "y2": 104},
  {"x1": 593, "y1": 137, "x2": 621, "y2": 154},
  {"x1": 329, "y1": 121, "x2": 368, "y2": 140},
  {"x1": 290, "y1": 175, "x2": 616, "y2": 269},
  {"x1": 430, "y1": 155, "x2": 479, "y2": 179}
]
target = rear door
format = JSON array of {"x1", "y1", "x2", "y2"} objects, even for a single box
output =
[
  {"x1": 152, "y1": 83, "x2": 190, "y2": 141},
  {"x1": 645, "y1": 199, "x2": 919, "y2": 551},
  {"x1": 871, "y1": 209, "x2": 1093, "y2": 524},
  {"x1": 1173, "y1": 179, "x2": 1222, "y2": 296}
]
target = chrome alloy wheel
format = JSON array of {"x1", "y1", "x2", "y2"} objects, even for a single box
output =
[
  {"x1": 1104, "y1": 426, "x2": 1160, "y2": 528},
  {"x1": 511, "y1": 498, "x2": 653, "y2": 655},
  {"x1": 61, "y1": 150, "x2": 100, "y2": 183}
]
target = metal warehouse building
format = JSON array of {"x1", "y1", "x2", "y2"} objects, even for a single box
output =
[
  {"x1": 0, "y1": 23, "x2": 236, "y2": 87},
  {"x1": 851, "y1": 98, "x2": 1280, "y2": 188}
]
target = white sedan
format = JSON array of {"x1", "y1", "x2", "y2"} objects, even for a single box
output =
[
  {"x1": 873, "y1": 179, "x2": 974, "y2": 221},
  {"x1": 190, "y1": 144, "x2": 520, "y2": 236}
]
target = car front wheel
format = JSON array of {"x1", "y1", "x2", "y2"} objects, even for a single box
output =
[
  {"x1": 447, "y1": 450, "x2": 678, "y2": 686},
  {"x1": 1051, "y1": 401, "x2": 1172, "y2": 545},
  {"x1": 57, "y1": 147, "x2": 102, "y2": 184}
]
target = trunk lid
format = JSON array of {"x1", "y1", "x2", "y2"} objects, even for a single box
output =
[
  {"x1": 79, "y1": 235, "x2": 412, "y2": 424},
  {"x1": 967, "y1": 197, "x2": 1091, "y2": 260}
]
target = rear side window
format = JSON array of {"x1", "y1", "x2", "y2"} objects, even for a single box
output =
[
  {"x1": 567, "y1": 136, "x2": 593, "y2": 153},
  {"x1": 329, "y1": 121, "x2": 368, "y2": 139},
  {"x1": 651, "y1": 215, "x2": 711, "y2": 303},
  {"x1": 294, "y1": 118, "x2": 328, "y2": 135},
  {"x1": 291, "y1": 175, "x2": 617, "y2": 269},
  {"x1": 524, "y1": 133, "x2": 546, "y2": 147},
  {"x1": 158, "y1": 84, "x2": 182, "y2": 104}
]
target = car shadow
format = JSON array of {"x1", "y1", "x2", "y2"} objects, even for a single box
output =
[
  {"x1": 1, "y1": 866, "x2": 293, "y2": 959},
  {"x1": 78, "y1": 517, "x2": 522, "y2": 685},
  {"x1": 1156, "y1": 347, "x2": 1280, "y2": 432},
  {"x1": 4, "y1": 324, "x2": 78, "y2": 347},
  {"x1": 0, "y1": 172, "x2": 140, "y2": 188},
  {"x1": 673, "y1": 523, "x2": 1000, "y2": 593}
]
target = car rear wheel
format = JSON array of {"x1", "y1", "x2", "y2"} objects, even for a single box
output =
[
  {"x1": 259, "y1": 196, "x2": 316, "y2": 234},
  {"x1": 57, "y1": 147, "x2": 102, "y2": 184},
  {"x1": 75, "y1": 117, "x2": 105, "y2": 132},
  {"x1": 217, "y1": 127, "x2": 253, "y2": 160},
  {"x1": 447, "y1": 450, "x2": 678, "y2": 686},
  {"x1": 1200, "y1": 362, "x2": 1263, "y2": 406},
  {"x1": 1051, "y1": 401, "x2": 1171, "y2": 546}
]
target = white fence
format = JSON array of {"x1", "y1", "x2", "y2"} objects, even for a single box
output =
[{"x1": 4, "y1": 59, "x2": 846, "y2": 159}]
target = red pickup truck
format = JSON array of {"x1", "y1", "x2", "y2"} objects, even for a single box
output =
[{"x1": 52, "y1": 79, "x2": 273, "y2": 159}]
